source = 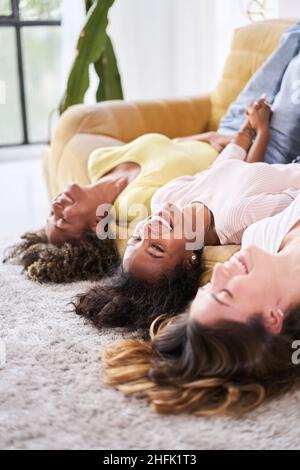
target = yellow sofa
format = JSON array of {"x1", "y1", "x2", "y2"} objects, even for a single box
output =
[{"x1": 43, "y1": 18, "x2": 296, "y2": 283}]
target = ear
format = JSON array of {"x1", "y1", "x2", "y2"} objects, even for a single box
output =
[
  {"x1": 186, "y1": 252, "x2": 198, "y2": 268},
  {"x1": 262, "y1": 309, "x2": 284, "y2": 335}
]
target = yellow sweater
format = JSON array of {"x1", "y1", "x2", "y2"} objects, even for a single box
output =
[{"x1": 88, "y1": 133, "x2": 218, "y2": 254}]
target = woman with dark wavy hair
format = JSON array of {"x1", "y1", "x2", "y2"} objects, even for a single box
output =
[
  {"x1": 3, "y1": 132, "x2": 219, "y2": 282},
  {"x1": 102, "y1": 193, "x2": 300, "y2": 416},
  {"x1": 74, "y1": 98, "x2": 300, "y2": 332},
  {"x1": 74, "y1": 249, "x2": 203, "y2": 333}
]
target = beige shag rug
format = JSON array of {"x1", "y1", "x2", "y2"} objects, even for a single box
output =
[{"x1": 1, "y1": 239, "x2": 300, "y2": 450}]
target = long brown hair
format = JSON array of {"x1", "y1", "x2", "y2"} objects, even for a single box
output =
[{"x1": 103, "y1": 310, "x2": 300, "y2": 416}]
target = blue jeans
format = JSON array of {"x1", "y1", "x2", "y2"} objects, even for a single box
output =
[{"x1": 218, "y1": 22, "x2": 300, "y2": 135}]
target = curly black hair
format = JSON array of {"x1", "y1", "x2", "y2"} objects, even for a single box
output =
[
  {"x1": 3, "y1": 229, "x2": 119, "y2": 283},
  {"x1": 73, "y1": 250, "x2": 203, "y2": 334}
]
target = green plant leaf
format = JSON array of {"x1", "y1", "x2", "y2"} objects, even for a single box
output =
[
  {"x1": 85, "y1": 0, "x2": 96, "y2": 14},
  {"x1": 60, "y1": 0, "x2": 115, "y2": 113},
  {"x1": 94, "y1": 34, "x2": 123, "y2": 102}
]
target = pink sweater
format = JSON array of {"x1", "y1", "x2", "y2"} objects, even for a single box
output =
[{"x1": 151, "y1": 143, "x2": 300, "y2": 244}]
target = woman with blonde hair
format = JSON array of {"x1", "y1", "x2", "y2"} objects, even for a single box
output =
[{"x1": 103, "y1": 193, "x2": 300, "y2": 416}]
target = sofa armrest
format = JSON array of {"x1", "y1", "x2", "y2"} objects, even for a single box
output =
[
  {"x1": 47, "y1": 95, "x2": 211, "y2": 198},
  {"x1": 52, "y1": 94, "x2": 211, "y2": 149}
]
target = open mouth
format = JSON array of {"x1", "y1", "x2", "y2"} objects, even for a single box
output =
[{"x1": 150, "y1": 211, "x2": 173, "y2": 231}]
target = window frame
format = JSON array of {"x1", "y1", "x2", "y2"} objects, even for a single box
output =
[{"x1": 0, "y1": 0, "x2": 61, "y2": 147}]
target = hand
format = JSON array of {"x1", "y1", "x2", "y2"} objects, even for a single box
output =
[
  {"x1": 246, "y1": 97, "x2": 272, "y2": 132},
  {"x1": 207, "y1": 132, "x2": 234, "y2": 152}
]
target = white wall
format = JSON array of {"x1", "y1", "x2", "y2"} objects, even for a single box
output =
[
  {"x1": 61, "y1": 0, "x2": 280, "y2": 103},
  {"x1": 278, "y1": 0, "x2": 299, "y2": 18},
  {"x1": 107, "y1": 0, "x2": 252, "y2": 100},
  {"x1": 61, "y1": 0, "x2": 85, "y2": 87}
]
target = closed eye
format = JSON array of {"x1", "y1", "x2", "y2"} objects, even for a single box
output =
[
  {"x1": 211, "y1": 289, "x2": 233, "y2": 307},
  {"x1": 221, "y1": 289, "x2": 233, "y2": 298},
  {"x1": 55, "y1": 217, "x2": 68, "y2": 229},
  {"x1": 151, "y1": 243, "x2": 164, "y2": 253},
  {"x1": 130, "y1": 235, "x2": 141, "y2": 241}
]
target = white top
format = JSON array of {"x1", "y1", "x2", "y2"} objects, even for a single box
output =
[
  {"x1": 242, "y1": 192, "x2": 300, "y2": 254},
  {"x1": 151, "y1": 143, "x2": 300, "y2": 244}
]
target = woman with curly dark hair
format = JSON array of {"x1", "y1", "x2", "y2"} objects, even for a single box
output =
[
  {"x1": 4, "y1": 132, "x2": 218, "y2": 282},
  {"x1": 102, "y1": 193, "x2": 300, "y2": 416},
  {"x1": 4, "y1": 229, "x2": 118, "y2": 283}
]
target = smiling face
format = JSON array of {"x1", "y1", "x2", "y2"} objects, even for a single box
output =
[
  {"x1": 46, "y1": 183, "x2": 101, "y2": 245},
  {"x1": 189, "y1": 246, "x2": 284, "y2": 335},
  {"x1": 122, "y1": 204, "x2": 204, "y2": 281}
]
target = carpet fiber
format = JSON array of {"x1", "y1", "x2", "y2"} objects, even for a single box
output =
[{"x1": 1, "y1": 240, "x2": 300, "y2": 450}]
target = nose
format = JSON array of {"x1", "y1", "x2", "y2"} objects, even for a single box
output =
[
  {"x1": 211, "y1": 262, "x2": 232, "y2": 291},
  {"x1": 66, "y1": 182, "x2": 76, "y2": 192},
  {"x1": 213, "y1": 262, "x2": 226, "y2": 277},
  {"x1": 65, "y1": 182, "x2": 79, "y2": 198}
]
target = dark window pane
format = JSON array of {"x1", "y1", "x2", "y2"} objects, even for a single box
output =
[
  {"x1": 0, "y1": 0, "x2": 11, "y2": 16},
  {"x1": 19, "y1": 0, "x2": 62, "y2": 20},
  {"x1": 0, "y1": 27, "x2": 23, "y2": 145},
  {"x1": 22, "y1": 26, "x2": 62, "y2": 142}
]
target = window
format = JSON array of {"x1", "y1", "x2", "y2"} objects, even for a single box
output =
[{"x1": 0, "y1": 0, "x2": 62, "y2": 146}]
